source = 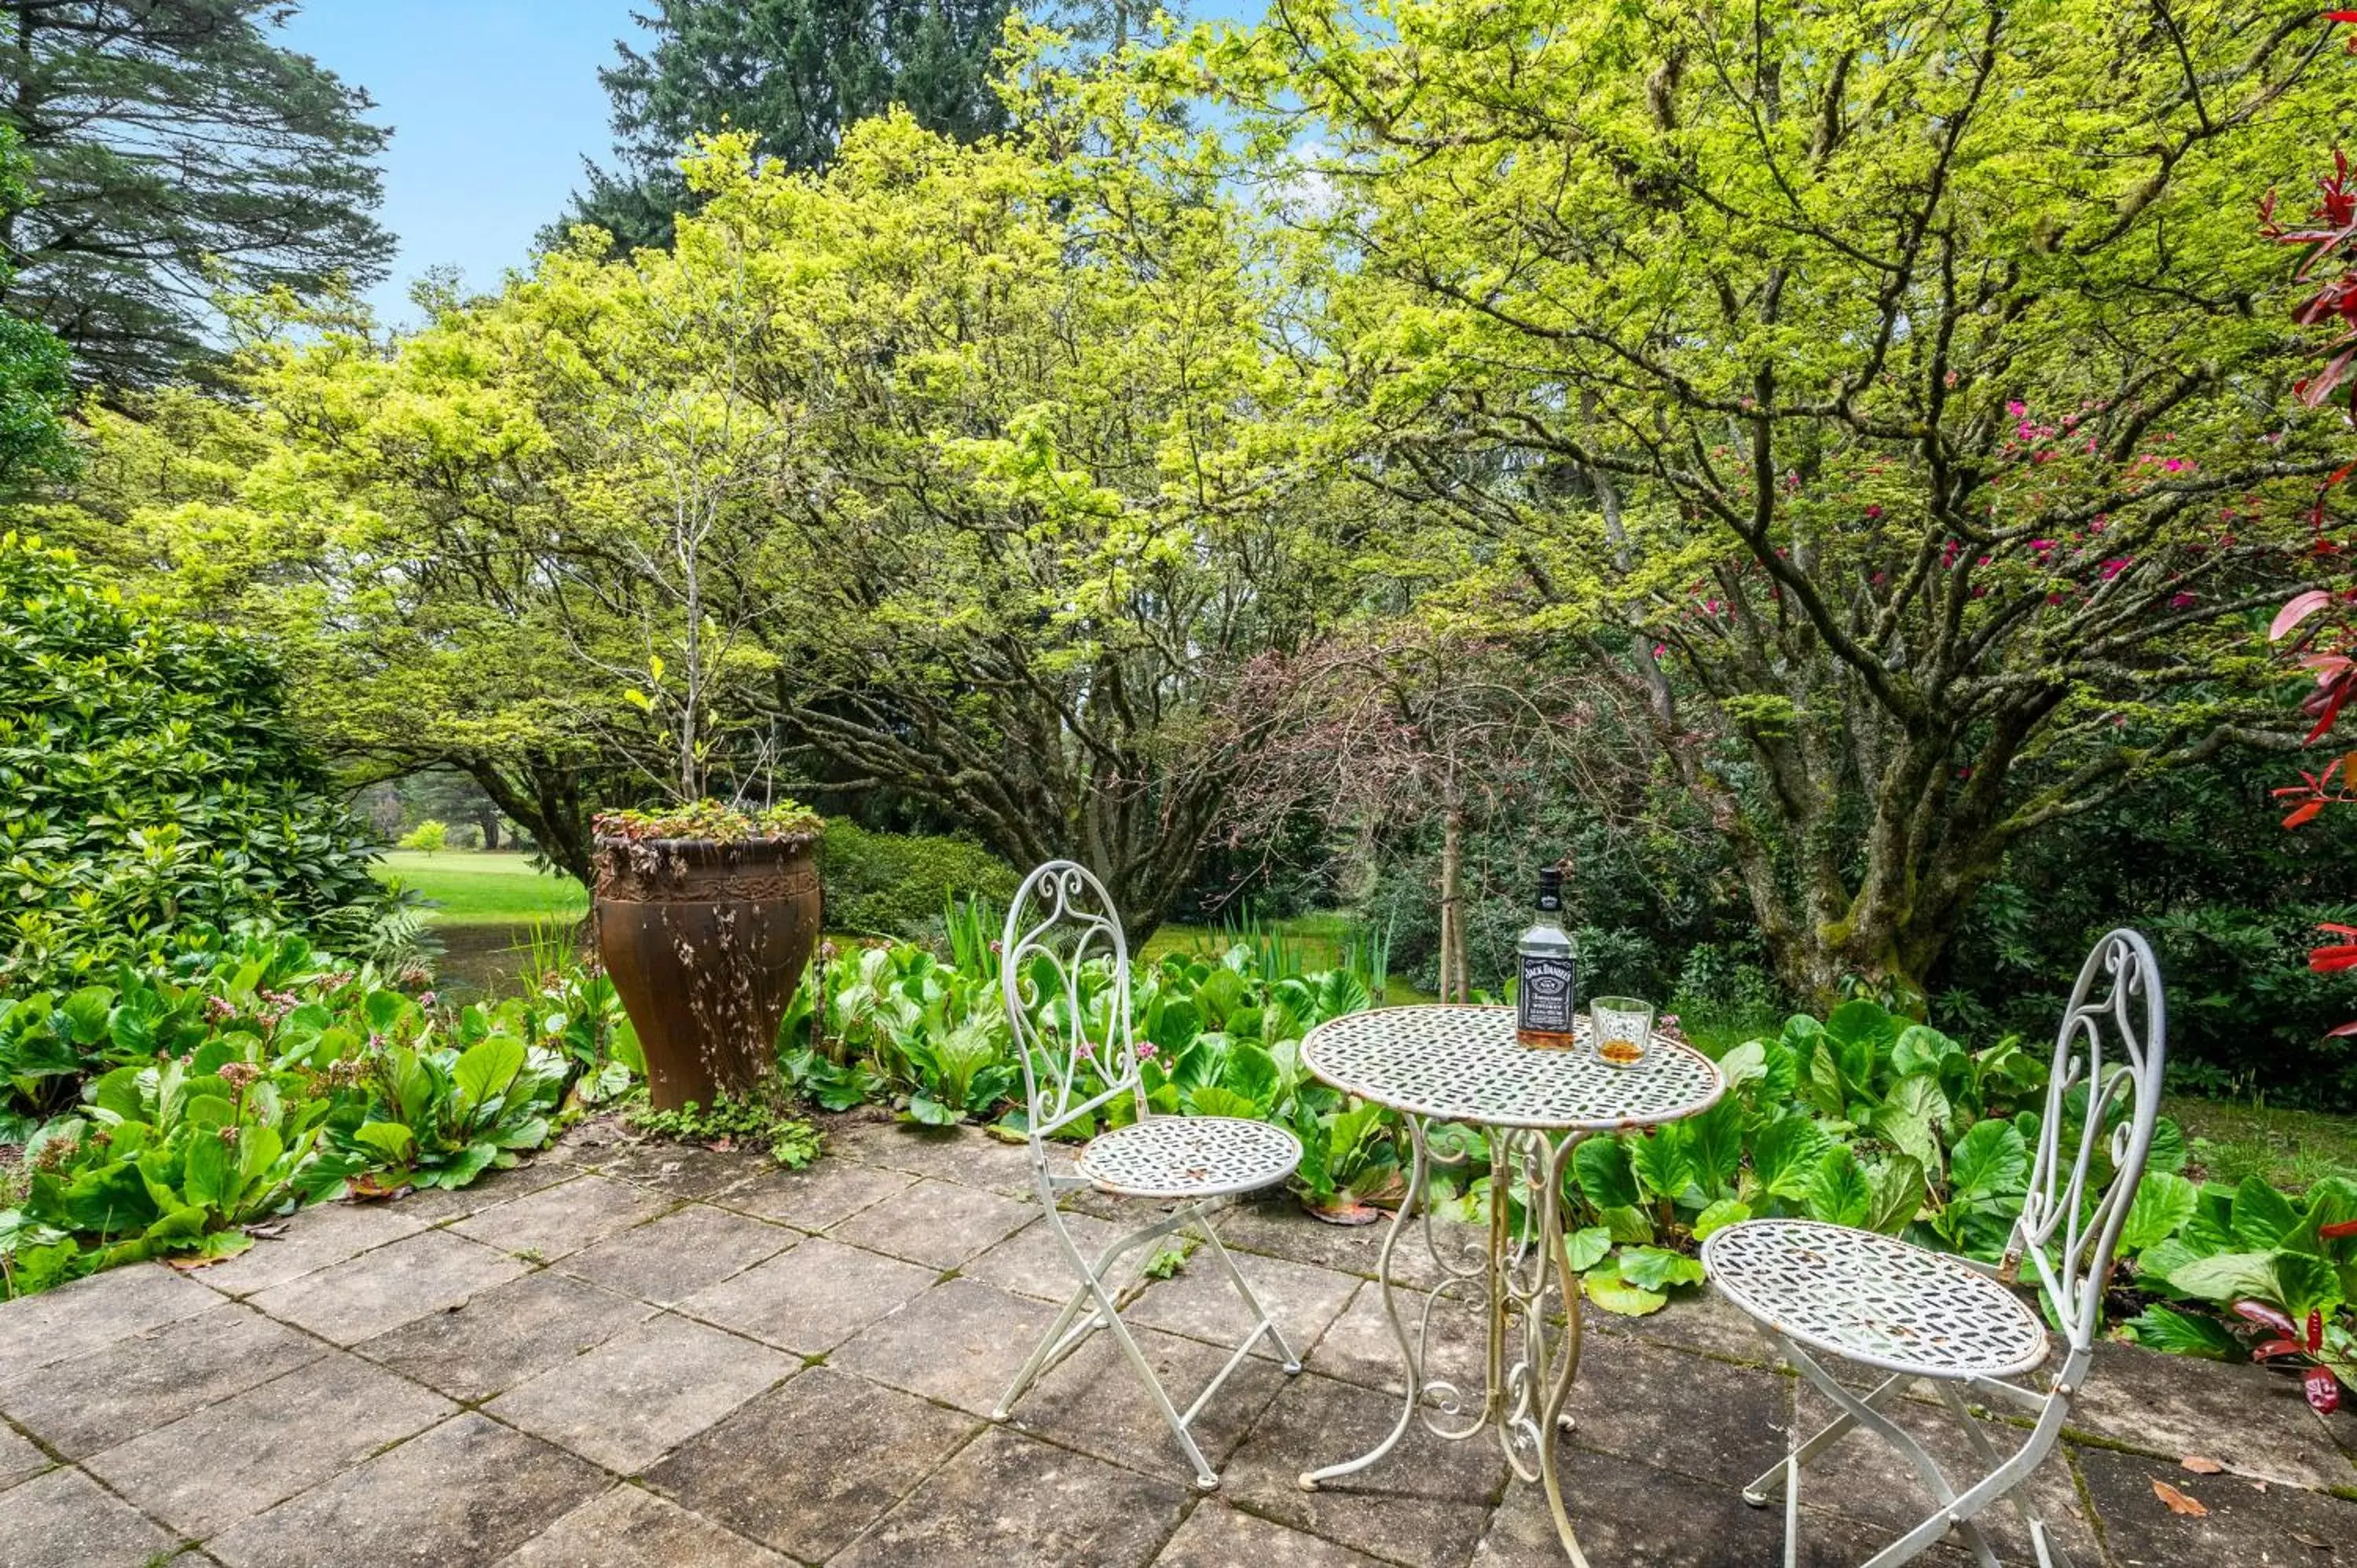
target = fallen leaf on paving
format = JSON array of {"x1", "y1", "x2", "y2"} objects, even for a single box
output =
[
  {"x1": 2180, "y1": 1456, "x2": 2224, "y2": 1475},
  {"x1": 2151, "y1": 1480, "x2": 2209, "y2": 1517}
]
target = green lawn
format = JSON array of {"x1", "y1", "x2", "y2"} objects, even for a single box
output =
[
  {"x1": 374, "y1": 849, "x2": 588, "y2": 924},
  {"x1": 2166, "y1": 1094, "x2": 2357, "y2": 1194}
]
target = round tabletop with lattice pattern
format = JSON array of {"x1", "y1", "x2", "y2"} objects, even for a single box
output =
[{"x1": 1299, "y1": 1005, "x2": 1725, "y2": 1131}]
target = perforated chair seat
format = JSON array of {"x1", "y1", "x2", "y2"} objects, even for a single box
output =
[
  {"x1": 1703, "y1": 1218, "x2": 2051, "y2": 1381},
  {"x1": 1076, "y1": 1116, "x2": 1303, "y2": 1200}
]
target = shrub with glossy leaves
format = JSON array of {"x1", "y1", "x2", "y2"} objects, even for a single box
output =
[{"x1": 0, "y1": 533, "x2": 394, "y2": 989}]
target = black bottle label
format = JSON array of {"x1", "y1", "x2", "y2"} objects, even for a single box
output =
[{"x1": 1518, "y1": 954, "x2": 1577, "y2": 1035}]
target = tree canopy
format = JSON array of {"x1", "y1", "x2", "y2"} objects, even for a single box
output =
[
  {"x1": 89, "y1": 102, "x2": 1347, "y2": 924},
  {"x1": 0, "y1": 126, "x2": 71, "y2": 491},
  {"x1": 0, "y1": 0, "x2": 391, "y2": 389},
  {"x1": 554, "y1": 0, "x2": 1017, "y2": 255},
  {"x1": 1154, "y1": 0, "x2": 2357, "y2": 999}
]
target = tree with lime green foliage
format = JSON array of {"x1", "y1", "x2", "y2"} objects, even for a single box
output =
[
  {"x1": 1163, "y1": 0, "x2": 2357, "y2": 1002},
  {"x1": 105, "y1": 107, "x2": 1341, "y2": 926},
  {"x1": 398, "y1": 820, "x2": 449, "y2": 855},
  {"x1": 0, "y1": 533, "x2": 396, "y2": 991}
]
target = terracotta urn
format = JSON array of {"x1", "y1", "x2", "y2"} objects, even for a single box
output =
[{"x1": 593, "y1": 832, "x2": 820, "y2": 1112}]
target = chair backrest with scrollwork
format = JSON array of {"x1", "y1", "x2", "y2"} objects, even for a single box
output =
[
  {"x1": 2004, "y1": 928, "x2": 2167, "y2": 1354},
  {"x1": 999, "y1": 860, "x2": 1149, "y2": 1145}
]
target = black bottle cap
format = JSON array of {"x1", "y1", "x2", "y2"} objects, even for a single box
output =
[{"x1": 1537, "y1": 866, "x2": 1563, "y2": 912}]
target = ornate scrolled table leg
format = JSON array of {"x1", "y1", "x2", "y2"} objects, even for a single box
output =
[{"x1": 1296, "y1": 1116, "x2": 1594, "y2": 1568}]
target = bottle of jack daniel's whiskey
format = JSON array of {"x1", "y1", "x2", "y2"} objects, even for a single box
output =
[{"x1": 1515, "y1": 865, "x2": 1578, "y2": 1050}]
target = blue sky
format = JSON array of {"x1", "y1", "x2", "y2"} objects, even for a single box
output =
[
  {"x1": 279, "y1": 2, "x2": 1263, "y2": 329},
  {"x1": 280, "y1": 2, "x2": 641, "y2": 326}
]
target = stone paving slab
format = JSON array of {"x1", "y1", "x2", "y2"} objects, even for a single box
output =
[
  {"x1": 205, "y1": 1412, "x2": 605, "y2": 1568},
  {"x1": 827, "y1": 1174, "x2": 1036, "y2": 1269},
  {"x1": 353, "y1": 1267, "x2": 658, "y2": 1403},
  {"x1": 245, "y1": 1226, "x2": 530, "y2": 1344},
  {"x1": 712, "y1": 1156, "x2": 917, "y2": 1231},
  {"x1": 553, "y1": 1203, "x2": 795, "y2": 1303},
  {"x1": 644, "y1": 1366, "x2": 977, "y2": 1563},
  {"x1": 678, "y1": 1234, "x2": 937, "y2": 1354},
  {"x1": 499, "y1": 1484, "x2": 792, "y2": 1567},
  {"x1": 0, "y1": 1420, "x2": 52, "y2": 1493},
  {"x1": 486, "y1": 1312, "x2": 797, "y2": 1473},
  {"x1": 1013, "y1": 1318, "x2": 1293, "y2": 1478},
  {"x1": 0, "y1": 1261, "x2": 220, "y2": 1374},
  {"x1": 831, "y1": 1425, "x2": 1189, "y2": 1568},
  {"x1": 959, "y1": 1207, "x2": 1131, "y2": 1301},
  {"x1": 1125, "y1": 1244, "x2": 1359, "y2": 1361},
  {"x1": 450, "y1": 1172, "x2": 676, "y2": 1262},
  {"x1": 0, "y1": 1299, "x2": 324, "y2": 1460},
  {"x1": 0, "y1": 1465, "x2": 182, "y2": 1568},
  {"x1": 84, "y1": 1351, "x2": 456, "y2": 1538},
  {"x1": 194, "y1": 1199, "x2": 431, "y2": 1296},
  {"x1": 10, "y1": 1112, "x2": 2357, "y2": 1568}
]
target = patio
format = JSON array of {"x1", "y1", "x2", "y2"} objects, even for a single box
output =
[{"x1": 3, "y1": 1114, "x2": 2351, "y2": 1568}]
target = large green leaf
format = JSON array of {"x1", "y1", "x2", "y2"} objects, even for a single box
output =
[
  {"x1": 2121, "y1": 1171, "x2": 2199, "y2": 1254},
  {"x1": 453, "y1": 1035, "x2": 526, "y2": 1114},
  {"x1": 1716, "y1": 1041, "x2": 1768, "y2": 1095},
  {"x1": 1222, "y1": 1042, "x2": 1281, "y2": 1114},
  {"x1": 2229, "y1": 1177, "x2": 2301, "y2": 1252},
  {"x1": 1599, "y1": 1203, "x2": 1655, "y2": 1244},
  {"x1": 2165, "y1": 1249, "x2": 2285, "y2": 1305},
  {"x1": 1574, "y1": 1136, "x2": 1640, "y2": 1210},
  {"x1": 1864, "y1": 1155, "x2": 1927, "y2": 1236},
  {"x1": 1563, "y1": 1225, "x2": 1613, "y2": 1272},
  {"x1": 1616, "y1": 1245, "x2": 1706, "y2": 1291},
  {"x1": 351, "y1": 1121, "x2": 416, "y2": 1165},
  {"x1": 1748, "y1": 1114, "x2": 1830, "y2": 1200},
  {"x1": 1684, "y1": 1098, "x2": 1745, "y2": 1199},
  {"x1": 2124, "y1": 1303, "x2": 2243, "y2": 1361},
  {"x1": 1805, "y1": 1043, "x2": 1847, "y2": 1121},
  {"x1": 1890, "y1": 1024, "x2": 1961, "y2": 1079},
  {"x1": 1692, "y1": 1198, "x2": 1751, "y2": 1240},
  {"x1": 1185, "y1": 1085, "x2": 1263, "y2": 1120},
  {"x1": 1629, "y1": 1127, "x2": 1699, "y2": 1203},
  {"x1": 1805, "y1": 1148, "x2": 1871, "y2": 1228},
  {"x1": 1582, "y1": 1262, "x2": 1668, "y2": 1316},
  {"x1": 1823, "y1": 998, "x2": 1901, "y2": 1058},
  {"x1": 182, "y1": 1130, "x2": 234, "y2": 1211},
  {"x1": 1875, "y1": 1074, "x2": 1950, "y2": 1169},
  {"x1": 1947, "y1": 1120, "x2": 2029, "y2": 1203},
  {"x1": 2270, "y1": 1250, "x2": 2345, "y2": 1322}
]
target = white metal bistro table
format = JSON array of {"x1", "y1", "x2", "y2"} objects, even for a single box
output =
[{"x1": 1296, "y1": 1004, "x2": 1726, "y2": 1566}]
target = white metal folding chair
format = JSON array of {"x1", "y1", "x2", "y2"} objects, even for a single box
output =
[
  {"x1": 988, "y1": 859, "x2": 1306, "y2": 1489},
  {"x1": 1701, "y1": 929, "x2": 2167, "y2": 1568}
]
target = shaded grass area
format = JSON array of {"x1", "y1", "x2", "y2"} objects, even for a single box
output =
[
  {"x1": 2168, "y1": 1093, "x2": 2357, "y2": 1194},
  {"x1": 375, "y1": 849, "x2": 588, "y2": 923}
]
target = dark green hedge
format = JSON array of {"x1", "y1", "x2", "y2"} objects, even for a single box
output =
[
  {"x1": 819, "y1": 819, "x2": 1014, "y2": 938},
  {"x1": 0, "y1": 533, "x2": 394, "y2": 988}
]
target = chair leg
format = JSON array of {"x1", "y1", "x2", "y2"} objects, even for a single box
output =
[
  {"x1": 1933, "y1": 1376, "x2": 2084, "y2": 1555},
  {"x1": 1780, "y1": 1339, "x2": 2004, "y2": 1568},
  {"x1": 1190, "y1": 1203, "x2": 1303, "y2": 1374},
  {"x1": 1743, "y1": 1355, "x2": 1912, "y2": 1502},
  {"x1": 1930, "y1": 1381, "x2": 2080, "y2": 1568},
  {"x1": 994, "y1": 1197, "x2": 1271, "y2": 1491},
  {"x1": 992, "y1": 1208, "x2": 1157, "y2": 1421}
]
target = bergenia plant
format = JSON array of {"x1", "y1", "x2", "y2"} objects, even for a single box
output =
[{"x1": 2233, "y1": 1298, "x2": 2357, "y2": 1415}]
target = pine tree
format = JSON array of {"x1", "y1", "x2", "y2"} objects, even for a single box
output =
[
  {"x1": 0, "y1": 1, "x2": 392, "y2": 390},
  {"x1": 550, "y1": 0, "x2": 1017, "y2": 255},
  {"x1": 0, "y1": 124, "x2": 70, "y2": 489}
]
